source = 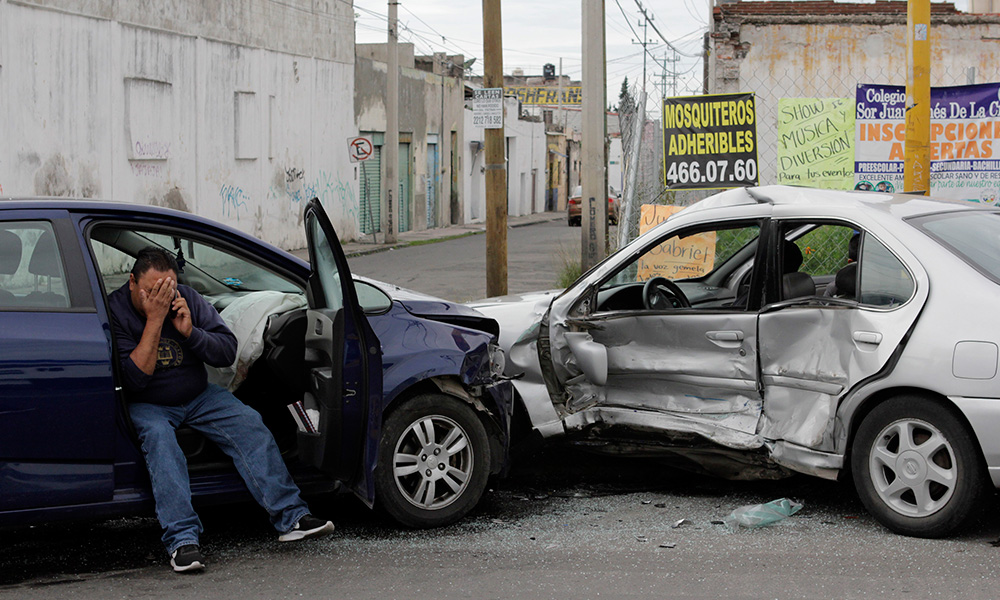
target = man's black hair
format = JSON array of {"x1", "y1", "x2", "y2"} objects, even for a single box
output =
[{"x1": 131, "y1": 246, "x2": 180, "y2": 278}]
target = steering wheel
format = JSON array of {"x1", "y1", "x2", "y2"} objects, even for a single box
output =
[{"x1": 642, "y1": 277, "x2": 691, "y2": 310}]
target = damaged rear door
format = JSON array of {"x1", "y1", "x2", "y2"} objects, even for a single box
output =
[{"x1": 758, "y1": 219, "x2": 928, "y2": 455}]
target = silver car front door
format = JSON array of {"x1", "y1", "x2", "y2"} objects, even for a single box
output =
[{"x1": 548, "y1": 220, "x2": 767, "y2": 450}]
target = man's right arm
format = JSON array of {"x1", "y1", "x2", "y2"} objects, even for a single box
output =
[
  {"x1": 111, "y1": 310, "x2": 156, "y2": 392},
  {"x1": 128, "y1": 318, "x2": 164, "y2": 375}
]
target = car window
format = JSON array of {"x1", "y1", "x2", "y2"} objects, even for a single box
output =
[
  {"x1": 789, "y1": 224, "x2": 857, "y2": 278},
  {"x1": 858, "y1": 236, "x2": 914, "y2": 307},
  {"x1": 603, "y1": 223, "x2": 759, "y2": 287},
  {"x1": 0, "y1": 221, "x2": 71, "y2": 310},
  {"x1": 355, "y1": 280, "x2": 392, "y2": 314},
  {"x1": 910, "y1": 211, "x2": 1000, "y2": 283},
  {"x1": 89, "y1": 226, "x2": 302, "y2": 297}
]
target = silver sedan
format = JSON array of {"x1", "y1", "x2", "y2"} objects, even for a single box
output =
[{"x1": 471, "y1": 185, "x2": 1000, "y2": 538}]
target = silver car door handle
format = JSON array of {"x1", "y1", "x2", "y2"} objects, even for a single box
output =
[
  {"x1": 706, "y1": 330, "x2": 743, "y2": 342},
  {"x1": 853, "y1": 331, "x2": 883, "y2": 345}
]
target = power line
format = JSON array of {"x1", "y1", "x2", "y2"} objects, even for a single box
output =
[{"x1": 629, "y1": 0, "x2": 702, "y2": 59}]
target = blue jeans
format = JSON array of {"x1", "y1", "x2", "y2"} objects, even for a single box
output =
[{"x1": 129, "y1": 384, "x2": 309, "y2": 554}]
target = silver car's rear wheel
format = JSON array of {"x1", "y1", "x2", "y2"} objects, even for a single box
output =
[
  {"x1": 867, "y1": 417, "x2": 955, "y2": 517},
  {"x1": 851, "y1": 396, "x2": 990, "y2": 538}
]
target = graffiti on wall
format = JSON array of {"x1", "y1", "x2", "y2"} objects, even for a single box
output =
[
  {"x1": 134, "y1": 140, "x2": 171, "y2": 160},
  {"x1": 220, "y1": 184, "x2": 250, "y2": 219},
  {"x1": 267, "y1": 168, "x2": 359, "y2": 227},
  {"x1": 130, "y1": 163, "x2": 165, "y2": 177}
]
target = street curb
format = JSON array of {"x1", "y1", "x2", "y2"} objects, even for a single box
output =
[{"x1": 343, "y1": 215, "x2": 563, "y2": 258}]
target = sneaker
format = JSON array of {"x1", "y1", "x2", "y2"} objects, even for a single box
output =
[
  {"x1": 278, "y1": 514, "x2": 335, "y2": 542},
  {"x1": 170, "y1": 544, "x2": 205, "y2": 573}
]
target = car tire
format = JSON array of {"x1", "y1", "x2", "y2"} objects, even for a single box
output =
[
  {"x1": 375, "y1": 394, "x2": 491, "y2": 528},
  {"x1": 851, "y1": 395, "x2": 990, "y2": 538}
]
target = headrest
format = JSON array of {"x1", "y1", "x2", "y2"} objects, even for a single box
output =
[
  {"x1": 782, "y1": 271, "x2": 814, "y2": 300},
  {"x1": 783, "y1": 240, "x2": 803, "y2": 273},
  {"x1": 835, "y1": 262, "x2": 858, "y2": 299},
  {"x1": 848, "y1": 233, "x2": 861, "y2": 262},
  {"x1": 0, "y1": 230, "x2": 22, "y2": 275},
  {"x1": 28, "y1": 230, "x2": 62, "y2": 277}
]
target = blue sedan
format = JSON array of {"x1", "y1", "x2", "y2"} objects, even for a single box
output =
[{"x1": 0, "y1": 198, "x2": 511, "y2": 529}]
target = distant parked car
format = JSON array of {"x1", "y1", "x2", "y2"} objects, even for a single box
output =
[
  {"x1": 472, "y1": 185, "x2": 1000, "y2": 538},
  {"x1": 0, "y1": 198, "x2": 511, "y2": 530},
  {"x1": 567, "y1": 185, "x2": 618, "y2": 226}
]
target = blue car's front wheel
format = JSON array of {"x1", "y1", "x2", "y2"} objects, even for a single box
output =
[{"x1": 375, "y1": 394, "x2": 491, "y2": 528}]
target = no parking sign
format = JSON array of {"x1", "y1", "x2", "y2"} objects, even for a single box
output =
[{"x1": 348, "y1": 136, "x2": 374, "y2": 162}]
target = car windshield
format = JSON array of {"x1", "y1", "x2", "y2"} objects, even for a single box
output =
[
  {"x1": 91, "y1": 228, "x2": 301, "y2": 294},
  {"x1": 911, "y1": 210, "x2": 1000, "y2": 283}
]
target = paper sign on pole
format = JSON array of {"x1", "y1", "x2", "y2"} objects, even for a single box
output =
[{"x1": 473, "y1": 88, "x2": 504, "y2": 129}]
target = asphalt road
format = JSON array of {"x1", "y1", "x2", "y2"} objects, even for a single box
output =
[
  {"x1": 4, "y1": 447, "x2": 1000, "y2": 598},
  {"x1": 345, "y1": 220, "x2": 583, "y2": 302},
  {"x1": 4, "y1": 221, "x2": 1000, "y2": 598}
]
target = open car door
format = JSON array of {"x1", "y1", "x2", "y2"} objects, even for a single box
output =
[{"x1": 300, "y1": 199, "x2": 383, "y2": 505}]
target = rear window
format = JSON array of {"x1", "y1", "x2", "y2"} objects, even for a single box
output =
[{"x1": 911, "y1": 211, "x2": 1000, "y2": 283}]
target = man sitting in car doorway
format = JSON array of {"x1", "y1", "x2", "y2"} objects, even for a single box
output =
[{"x1": 108, "y1": 247, "x2": 334, "y2": 573}]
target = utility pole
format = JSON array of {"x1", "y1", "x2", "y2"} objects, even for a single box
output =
[
  {"x1": 905, "y1": 0, "x2": 930, "y2": 194},
  {"x1": 383, "y1": 1, "x2": 399, "y2": 242},
  {"x1": 581, "y1": 0, "x2": 607, "y2": 270},
  {"x1": 483, "y1": 0, "x2": 507, "y2": 296}
]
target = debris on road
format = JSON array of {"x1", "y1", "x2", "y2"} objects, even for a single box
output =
[{"x1": 724, "y1": 498, "x2": 803, "y2": 531}]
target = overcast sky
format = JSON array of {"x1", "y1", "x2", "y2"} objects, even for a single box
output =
[{"x1": 352, "y1": 0, "x2": 971, "y2": 117}]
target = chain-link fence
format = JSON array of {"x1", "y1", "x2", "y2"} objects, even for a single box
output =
[
  {"x1": 614, "y1": 61, "x2": 1000, "y2": 256},
  {"x1": 616, "y1": 83, "x2": 668, "y2": 251}
]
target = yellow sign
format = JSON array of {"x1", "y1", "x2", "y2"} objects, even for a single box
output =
[
  {"x1": 776, "y1": 98, "x2": 855, "y2": 189},
  {"x1": 637, "y1": 205, "x2": 716, "y2": 280},
  {"x1": 507, "y1": 86, "x2": 582, "y2": 106}
]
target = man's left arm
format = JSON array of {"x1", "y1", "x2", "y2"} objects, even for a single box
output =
[{"x1": 173, "y1": 286, "x2": 237, "y2": 368}]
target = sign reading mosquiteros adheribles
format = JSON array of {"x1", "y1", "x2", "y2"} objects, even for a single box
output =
[{"x1": 662, "y1": 93, "x2": 759, "y2": 189}]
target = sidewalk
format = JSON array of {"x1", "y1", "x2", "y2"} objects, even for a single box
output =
[{"x1": 292, "y1": 211, "x2": 564, "y2": 260}]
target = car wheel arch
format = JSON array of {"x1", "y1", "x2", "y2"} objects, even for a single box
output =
[
  {"x1": 383, "y1": 376, "x2": 506, "y2": 473},
  {"x1": 839, "y1": 386, "x2": 986, "y2": 479}
]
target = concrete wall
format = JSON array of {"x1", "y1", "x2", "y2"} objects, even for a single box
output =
[
  {"x1": 464, "y1": 97, "x2": 547, "y2": 223},
  {"x1": 708, "y1": 12, "x2": 1000, "y2": 186},
  {"x1": 355, "y1": 52, "x2": 465, "y2": 231},
  {"x1": 0, "y1": 0, "x2": 358, "y2": 249}
]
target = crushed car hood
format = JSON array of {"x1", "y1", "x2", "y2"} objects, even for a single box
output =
[
  {"x1": 356, "y1": 275, "x2": 500, "y2": 336},
  {"x1": 466, "y1": 290, "x2": 561, "y2": 350}
]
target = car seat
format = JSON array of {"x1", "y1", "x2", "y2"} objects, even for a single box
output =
[
  {"x1": 0, "y1": 230, "x2": 22, "y2": 305},
  {"x1": 24, "y1": 230, "x2": 68, "y2": 307},
  {"x1": 780, "y1": 240, "x2": 815, "y2": 300}
]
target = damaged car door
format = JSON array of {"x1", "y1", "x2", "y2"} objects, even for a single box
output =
[
  {"x1": 301, "y1": 199, "x2": 383, "y2": 503},
  {"x1": 547, "y1": 220, "x2": 767, "y2": 450},
  {"x1": 757, "y1": 217, "x2": 927, "y2": 472}
]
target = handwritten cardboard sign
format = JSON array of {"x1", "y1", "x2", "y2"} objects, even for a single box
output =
[{"x1": 636, "y1": 204, "x2": 715, "y2": 280}]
